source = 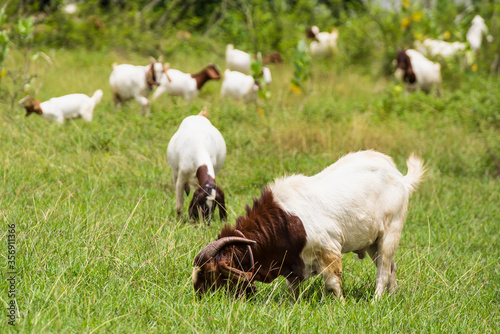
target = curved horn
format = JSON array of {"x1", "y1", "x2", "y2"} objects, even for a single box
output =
[{"x1": 195, "y1": 236, "x2": 256, "y2": 263}]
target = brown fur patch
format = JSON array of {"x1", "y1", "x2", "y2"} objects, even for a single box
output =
[
  {"x1": 306, "y1": 26, "x2": 318, "y2": 40},
  {"x1": 188, "y1": 165, "x2": 226, "y2": 221},
  {"x1": 22, "y1": 97, "x2": 43, "y2": 116},
  {"x1": 191, "y1": 64, "x2": 222, "y2": 90},
  {"x1": 145, "y1": 63, "x2": 156, "y2": 89},
  {"x1": 396, "y1": 50, "x2": 416, "y2": 84}
]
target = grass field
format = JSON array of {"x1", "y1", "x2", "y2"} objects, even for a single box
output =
[{"x1": 1, "y1": 48, "x2": 499, "y2": 333}]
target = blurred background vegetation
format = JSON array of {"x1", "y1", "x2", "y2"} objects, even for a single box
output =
[
  {"x1": 2, "y1": 1, "x2": 499, "y2": 67},
  {"x1": 1, "y1": 0, "x2": 499, "y2": 112}
]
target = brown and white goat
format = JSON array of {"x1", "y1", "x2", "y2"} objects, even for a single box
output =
[
  {"x1": 152, "y1": 64, "x2": 221, "y2": 101},
  {"x1": 193, "y1": 150, "x2": 424, "y2": 300},
  {"x1": 19, "y1": 90, "x2": 103, "y2": 124},
  {"x1": 395, "y1": 49, "x2": 441, "y2": 94},
  {"x1": 167, "y1": 109, "x2": 226, "y2": 221}
]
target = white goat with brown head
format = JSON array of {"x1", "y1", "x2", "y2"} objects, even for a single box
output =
[
  {"x1": 152, "y1": 64, "x2": 221, "y2": 101},
  {"x1": 193, "y1": 150, "x2": 424, "y2": 300},
  {"x1": 19, "y1": 90, "x2": 103, "y2": 124},
  {"x1": 167, "y1": 109, "x2": 227, "y2": 221}
]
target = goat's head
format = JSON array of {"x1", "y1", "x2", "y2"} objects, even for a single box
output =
[
  {"x1": 19, "y1": 96, "x2": 43, "y2": 117},
  {"x1": 306, "y1": 26, "x2": 320, "y2": 40},
  {"x1": 188, "y1": 183, "x2": 226, "y2": 221},
  {"x1": 193, "y1": 236, "x2": 256, "y2": 296},
  {"x1": 147, "y1": 56, "x2": 168, "y2": 87},
  {"x1": 205, "y1": 64, "x2": 222, "y2": 80},
  {"x1": 394, "y1": 50, "x2": 416, "y2": 84}
]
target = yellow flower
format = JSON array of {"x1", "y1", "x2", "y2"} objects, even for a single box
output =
[
  {"x1": 403, "y1": 0, "x2": 411, "y2": 7},
  {"x1": 401, "y1": 17, "x2": 411, "y2": 29},
  {"x1": 414, "y1": 33, "x2": 422, "y2": 40},
  {"x1": 0, "y1": 69, "x2": 5, "y2": 78},
  {"x1": 411, "y1": 12, "x2": 423, "y2": 22},
  {"x1": 472, "y1": 64, "x2": 478, "y2": 71},
  {"x1": 443, "y1": 31, "x2": 450, "y2": 39},
  {"x1": 290, "y1": 83, "x2": 302, "y2": 94},
  {"x1": 257, "y1": 108, "x2": 265, "y2": 116}
]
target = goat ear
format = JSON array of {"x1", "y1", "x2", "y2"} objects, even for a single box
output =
[
  {"x1": 150, "y1": 56, "x2": 157, "y2": 63},
  {"x1": 215, "y1": 186, "x2": 227, "y2": 221},
  {"x1": 163, "y1": 63, "x2": 172, "y2": 82},
  {"x1": 218, "y1": 262, "x2": 252, "y2": 282},
  {"x1": 158, "y1": 55, "x2": 163, "y2": 63}
]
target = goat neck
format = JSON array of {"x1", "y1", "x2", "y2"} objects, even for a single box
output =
[
  {"x1": 196, "y1": 165, "x2": 215, "y2": 189},
  {"x1": 217, "y1": 189, "x2": 307, "y2": 284}
]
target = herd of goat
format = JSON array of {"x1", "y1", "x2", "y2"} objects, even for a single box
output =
[{"x1": 18, "y1": 16, "x2": 492, "y2": 300}]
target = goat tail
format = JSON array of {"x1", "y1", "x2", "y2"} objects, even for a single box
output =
[
  {"x1": 198, "y1": 107, "x2": 209, "y2": 118},
  {"x1": 91, "y1": 89, "x2": 104, "y2": 105},
  {"x1": 404, "y1": 153, "x2": 425, "y2": 194}
]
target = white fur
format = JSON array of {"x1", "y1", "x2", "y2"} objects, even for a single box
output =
[
  {"x1": 167, "y1": 114, "x2": 226, "y2": 215},
  {"x1": 220, "y1": 69, "x2": 259, "y2": 102},
  {"x1": 395, "y1": 49, "x2": 441, "y2": 93},
  {"x1": 27, "y1": 90, "x2": 102, "y2": 124},
  {"x1": 226, "y1": 44, "x2": 252, "y2": 74},
  {"x1": 153, "y1": 68, "x2": 199, "y2": 101},
  {"x1": 270, "y1": 150, "x2": 425, "y2": 299},
  {"x1": 467, "y1": 15, "x2": 489, "y2": 53},
  {"x1": 109, "y1": 60, "x2": 166, "y2": 116},
  {"x1": 262, "y1": 67, "x2": 272, "y2": 85},
  {"x1": 415, "y1": 38, "x2": 466, "y2": 58},
  {"x1": 308, "y1": 26, "x2": 339, "y2": 58}
]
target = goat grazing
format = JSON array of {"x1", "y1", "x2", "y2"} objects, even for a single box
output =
[
  {"x1": 167, "y1": 109, "x2": 226, "y2": 221},
  {"x1": 152, "y1": 64, "x2": 221, "y2": 101},
  {"x1": 395, "y1": 49, "x2": 441, "y2": 94},
  {"x1": 193, "y1": 150, "x2": 425, "y2": 300},
  {"x1": 306, "y1": 25, "x2": 339, "y2": 58},
  {"x1": 414, "y1": 38, "x2": 466, "y2": 59},
  {"x1": 226, "y1": 44, "x2": 252, "y2": 74},
  {"x1": 220, "y1": 68, "x2": 271, "y2": 102},
  {"x1": 19, "y1": 90, "x2": 103, "y2": 123},
  {"x1": 109, "y1": 57, "x2": 169, "y2": 116}
]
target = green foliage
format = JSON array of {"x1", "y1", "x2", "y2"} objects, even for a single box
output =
[
  {"x1": 251, "y1": 52, "x2": 271, "y2": 100},
  {"x1": 291, "y1": 40, "x2": 311, "y2": 93},
  {"x1": 0, "y1": 5, "x2": 10, "y2": 65}
]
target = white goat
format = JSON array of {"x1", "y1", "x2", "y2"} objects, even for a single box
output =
[
  {"x1": 167, "y1": 109, "x2": 227, "y2": 221},
  {"x1": 415, "y1": 38, "x2": 466, "y2": 58},
  {"x1": 226, "y1": 44, "x2": 252, "y2": 74},
  {"x1": 220, "y1": 68, "x2": 271, "y2": 102},
  {"x1": 152, "y1": 64, "x2": 221, "y2": 101},
  {"x1": 19, "y1": 90, "x2": 103, "y2": 123},
  {"x1": 109, "y1": 57, "x2": 168, "y2": 116},
  {"x1": 193, "y1": 150, "x2": 425, "y2": 300},
  {"x1": 395, "y1": 49, "x2": 441, "y2": 94},
  {"x1": 306, "y1": 25, "x2": 339, "y2": 58},
  {"x1": 467, "y1": 15, "x2": 491, "y2": 53}
]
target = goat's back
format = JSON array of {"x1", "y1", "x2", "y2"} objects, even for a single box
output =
[
  {"x1": 220, "y1": 70, "x2": 257, "y2": 100},
  {"x1": 109, "y1": 64, "x2": 148, "y2": 98},
  {"x1": 167, "y1": 115, "x2": 226, "y2": 175},
  {"x1": 160, "y1": 69, "x2": 197, "y2": 96},
  {"x1": 270, "y1": 150, "x2": 423, "y2": 253}
]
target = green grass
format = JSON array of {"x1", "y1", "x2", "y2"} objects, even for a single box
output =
[{"x1": 1, "y1": 48, "x2": 499, "y2": 333}]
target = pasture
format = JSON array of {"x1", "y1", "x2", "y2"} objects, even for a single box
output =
[{"x1": 1, "y1": 45, "x2": 499, "y2": 332}]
